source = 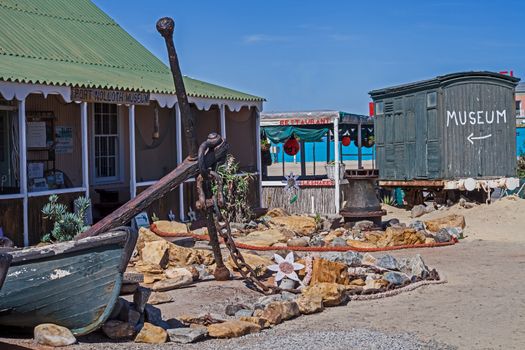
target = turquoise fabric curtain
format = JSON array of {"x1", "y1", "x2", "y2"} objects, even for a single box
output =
[{"x1": 262, "y1": 126, "x2": 330, "y2": 143}]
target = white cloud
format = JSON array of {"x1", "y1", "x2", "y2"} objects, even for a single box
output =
[{"x1": 243, "y1": 34, "x2": 291, "y2": 44}]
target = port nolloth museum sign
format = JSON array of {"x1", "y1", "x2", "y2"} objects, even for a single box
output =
[{"x1": 71, "y1": 87, "x2": 150, "y2": 105}]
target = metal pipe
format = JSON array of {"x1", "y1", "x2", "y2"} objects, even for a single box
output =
[{"x1": 156, "y1": 17, "x2": 198, "y2": 159}]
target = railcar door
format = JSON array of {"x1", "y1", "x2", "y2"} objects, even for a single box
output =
[{"x1": 415, "y1": 92, "x2": 428, "y2": 178}]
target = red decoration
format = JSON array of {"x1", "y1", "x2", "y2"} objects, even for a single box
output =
[
  {"x1": 283, "y1": 137, "x2": 300, "y2": 156},
  {"x1": 369, "y1": 101, "x2": 375, "y2": 116},
  {"x1": 341, "y1": 135, "x2": 351, "y2": 146}
]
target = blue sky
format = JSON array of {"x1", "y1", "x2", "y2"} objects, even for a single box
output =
[{"x1": 94, "y1": 0, "x2": 524, "y2": 114}]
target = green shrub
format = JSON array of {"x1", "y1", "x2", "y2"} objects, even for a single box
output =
[
  {"x1": 518, "y1": 155, "x2": 525, "y2": 178},
  {"x1": 41, "y1": 194, "x2": 91, "y2": 242},
  {"x1": 213, "y1": 155, "x2": 253, "y2": 223}
]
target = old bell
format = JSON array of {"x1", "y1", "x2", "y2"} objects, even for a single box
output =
[{"x1": 340, "y1": 169, "x2": 386, "y2": 225}]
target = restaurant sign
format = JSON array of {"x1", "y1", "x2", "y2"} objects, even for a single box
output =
[
  {"x1": 298, "y1": 179, "x2": 335, "y2": 187},
  {"x1": 71, "y1": 87, "x2": 150, "y2": 105},
  {"x1": 279, "y1": 117, "x2": 332, "y2": 126}
]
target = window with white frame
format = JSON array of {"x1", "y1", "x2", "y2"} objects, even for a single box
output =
[{"x1": 94, "y1": 103, "x2": 120, "y2": 182}]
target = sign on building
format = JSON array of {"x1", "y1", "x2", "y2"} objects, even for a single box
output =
[{"x1": 71, "y1": 87, "x2": 150, "y2": 105}]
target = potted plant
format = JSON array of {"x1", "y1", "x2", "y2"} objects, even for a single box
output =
[
  {"x1": 261, "y1": 138, "x2": 271, "y2": 152},
  {"x1": 363, "y1": 135, "x2": 375, "y2": 148},
  {"x1": 261, "y1": 138, "x2": 272, "y2": 166}
]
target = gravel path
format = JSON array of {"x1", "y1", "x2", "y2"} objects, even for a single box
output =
[
  {"x1": 204, "y1": 328, "x2": 456, "y2": 350},
  {"x1": 63, "y1": 328, "x2": 454, "y2": 350}
]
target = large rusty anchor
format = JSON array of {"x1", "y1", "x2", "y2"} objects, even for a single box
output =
[{"x1": 157, "y1": 17, "x2": 276, "y2": 293}]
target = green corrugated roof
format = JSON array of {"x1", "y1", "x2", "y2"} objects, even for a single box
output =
[{"x1": 0, "y1": 0, "x2": 264, "y2": 102}]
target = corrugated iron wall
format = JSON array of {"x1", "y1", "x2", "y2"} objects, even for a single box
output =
[
  {"x1": 374, "y1": 76, "x2": 516, "y2": 181},
  {"x1": 442, "y1": 82, "x2": 516, "y2": 178}
]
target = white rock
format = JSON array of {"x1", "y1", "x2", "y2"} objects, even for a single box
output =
[{"x1": 34, "y1": 323, "x2": 76, "y2": 347}]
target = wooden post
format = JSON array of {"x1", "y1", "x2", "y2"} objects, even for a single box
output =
[
  {"x1": 333, "y1": 117, "x2": 340, "y2": 214},
  {"x1": 81, "y1": 102, "x2": 89, "y2": 199},
  {"x1": 220, "y1": 104, "x2": 226, "y2": 139},
  {"x1": 358, "y1": 121, "x2": 363, "y2": 169},
  {"x1": 80, "y1": 102, "x2": 92, "y2": 224},
  {"x1": 300, "y1": 140, "x2": 306, "y2": 176},
  {"x1": 326, "y1": 130, "x2": 331, "y2": 162},
  {"x1": 255, "y1": 108, "x2": 263, "y2": 207},
  {"x1": 313, "y1": 142, "x2": 316, "y2": 175},
  {"x1": 129, "y1": 105, "x2": 137, "y2": 199},
  {"x1": 18, "y1": 99, "x2": 28, "y2": 246}
]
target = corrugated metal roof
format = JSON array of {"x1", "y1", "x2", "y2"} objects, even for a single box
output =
[
  {"x1": 369, "y1": 71, "x2": 520, "y2": 98},
  {"x1": 0, "y1": 0, "x2": 264, "y2": 102}
]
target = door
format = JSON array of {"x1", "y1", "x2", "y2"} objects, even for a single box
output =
[
  {"x1": 415, "y1": 93, "x2": 428, "y2": 178},
  {"x1": 0, "y1": 110, "x2": 12, "y2": 192}
]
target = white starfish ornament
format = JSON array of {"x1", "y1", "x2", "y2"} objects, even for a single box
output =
[
  {"x1": 267, "y1": 252, "x2": 305, "y2": 286},
  {"x1": 283, "y1": 172, "x2": 300, "y2": 194}
]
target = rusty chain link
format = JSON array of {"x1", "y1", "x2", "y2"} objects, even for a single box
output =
[{"x1": 196, "y1": 134, "x2": 279, "y2": 294}]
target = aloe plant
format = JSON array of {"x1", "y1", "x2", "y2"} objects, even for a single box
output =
[{"x1": 41, "y1": 195, "x2": 91, "y2": 242}]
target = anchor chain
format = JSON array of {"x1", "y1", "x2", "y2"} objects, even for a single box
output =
[{"x1": 196, "y1": 133, "x2": 279, "y2": 295}]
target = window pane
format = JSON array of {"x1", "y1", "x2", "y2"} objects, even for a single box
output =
[
  {"x1": 94, "y1": 103, "x2": 119, "y2": 180},
  {"x1": 427, "y1": 92, "x2": 437, "y2": 108},
  {"x1": 95, "y1": 158, "x2": 101, "y2": 177},
  {"x1": 108, "y1": 136, "x2": 115, "y2": 155},
  {"x1": 95, "y1": 137, "x2": 100, "y2": 156},
  {"x1": 95, "y1": 114, "x2": 101, "y2": 134},
  {"x1": 110, "y1": 115, "x2": 117, "y2": 134},
  {"x1": 100, "y1": 137, "x2": 107, "y2": 155},
  {"x1": 375, "y1": 101, "x2": 384, "y2": 115},
  {"x1": 108, "y1": 157, "x2": 116, "y2": 177}
]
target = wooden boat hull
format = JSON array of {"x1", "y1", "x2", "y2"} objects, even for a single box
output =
[
  {"x1": 0, "y1": 228, "x2": 137, "y2": 336},
  {"x1": 0, "y1": 253, "x2": 11, "y2": 291}
]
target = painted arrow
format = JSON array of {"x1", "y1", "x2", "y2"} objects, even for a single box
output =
[{"x1": 467, "y1": 132, "x2": 492, "y2": 144}]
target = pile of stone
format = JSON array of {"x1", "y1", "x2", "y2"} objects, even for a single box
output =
[
  {"x1": 32, "y1": 247, "x2": 439, "y2": 346},
  {"x1": 174, "y1": 251, "x2": 439, "y2": 341},
  {"x1": 315, "y1": 213, "x2": 465, "y2": 249},
  {"x1": 126, "y1": 227, "x2": 215, "y2": 290},
  {"x1": 100, "y1": 285, "x2": 208, "y2": 344},
  {"x1": 224, "y1": 208, "x2": 466, "y2": 250}
]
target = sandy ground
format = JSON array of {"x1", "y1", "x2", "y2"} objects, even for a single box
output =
[
  {"x1": 1, "y1": 197, "x2": 524, "y2": 349},
  {"x1": 383, "y1": 196, "x2": 525, "y2": 243}
]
